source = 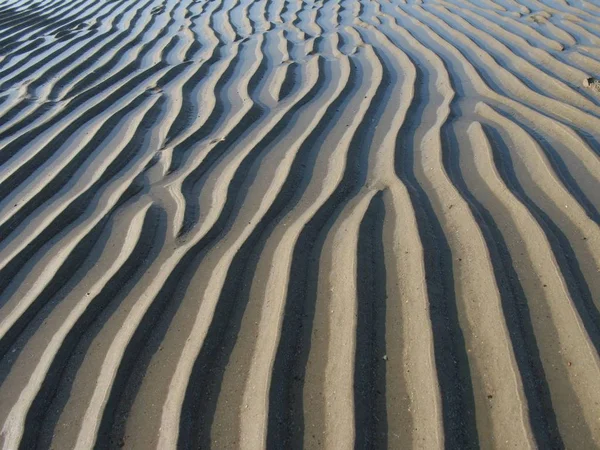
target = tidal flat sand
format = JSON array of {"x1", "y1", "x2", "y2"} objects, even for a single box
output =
[{"x1": 0, "y1": 0, "x2": 599, "y2": 448}]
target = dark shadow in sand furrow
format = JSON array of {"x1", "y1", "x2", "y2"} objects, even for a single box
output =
[
  {"x1": 354, "y1": 191, "x2": 388, "y2": 449},
  {"x1": 16, "y1": 204, "x2": 165, "y2": 450},
  {"x1": 0, "y1": 0, "x2": 118, "y2": 81},
  {"x1": 483, "y1": 124, "x2": 600, "y2": 353},
  {"x1": 164, "y1": 44, "x2": 230, "y2": 151},
  {"x1": 55, "y1": 0, "x2": 163, "y2": 101},
  {"x1": 177, "y1": 35, "x2": 283, "y2": 234},
  {"x1": 26, "y1": 2, "x2": 145, "y2": 97},
  {"x1": 481, "y1": 122, "x2": 599, "y2": 448},
  {"x1": 0, "y1": 62, "x2": 167, "y2": 173},
  {"x1": 0, "y1": 99, "x2": 54, "y2": 143},
  {"x1": 442, "y1": 115, "x2": 563, "y2": 449},
  {"x1": 0, "y1": 0, "x2": 152, "y2": 138},
  {"x1": 167, "y1": 44, "x2": 241, "y2": 174},
  {"x1": 0, "y1": 93, "x2": 152, "y2": 246},
  {"x1": 103, "y1": 53, "x2": 325, "y2": 449},
  {"x1": 494, "y1": 109, "x2": 600, "y2": 225},
  {"x1": 393, "y1": 61, "x2": 479, "y2": 450},
  {"x1": 175, "y1": 56, "x2": 339, "y2": 449},
  {"x1": 0, "y1": 175, "x2": 146, "y2": 392},
  {"x1": 0, "y1": 96, "x2": 164, "y2": 345},
  {"x1": 267, "y1": 48, "x2": 390, "y2": 448},
  {"x1": 423, "y1": 5, "x2": 600, "y2": 112}
]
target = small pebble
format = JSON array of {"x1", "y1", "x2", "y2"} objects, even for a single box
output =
[{"x1": 583, "y1": 77, "x2": 594, "y2": 87}]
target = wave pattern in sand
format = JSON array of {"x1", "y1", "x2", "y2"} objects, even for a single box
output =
[{"x1": 0, "y1": 0, "x2": 600, "y2": 447}]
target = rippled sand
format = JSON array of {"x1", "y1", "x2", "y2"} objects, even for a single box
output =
[{"x1": 0, "y1": 0, "x2": 599, "y2": 448}]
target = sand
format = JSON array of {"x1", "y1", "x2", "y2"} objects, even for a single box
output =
[{"x1": 0, "y1": 0, "x2": 599, "y2": 448}]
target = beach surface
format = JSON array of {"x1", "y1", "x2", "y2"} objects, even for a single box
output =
[{"x1": 0, "y1": 0, "x2": 600, "y2": 447}]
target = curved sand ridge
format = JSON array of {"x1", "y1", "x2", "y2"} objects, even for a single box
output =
[{"x1": 0, "y1": 0, "x2": 599, "y2": 447}]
